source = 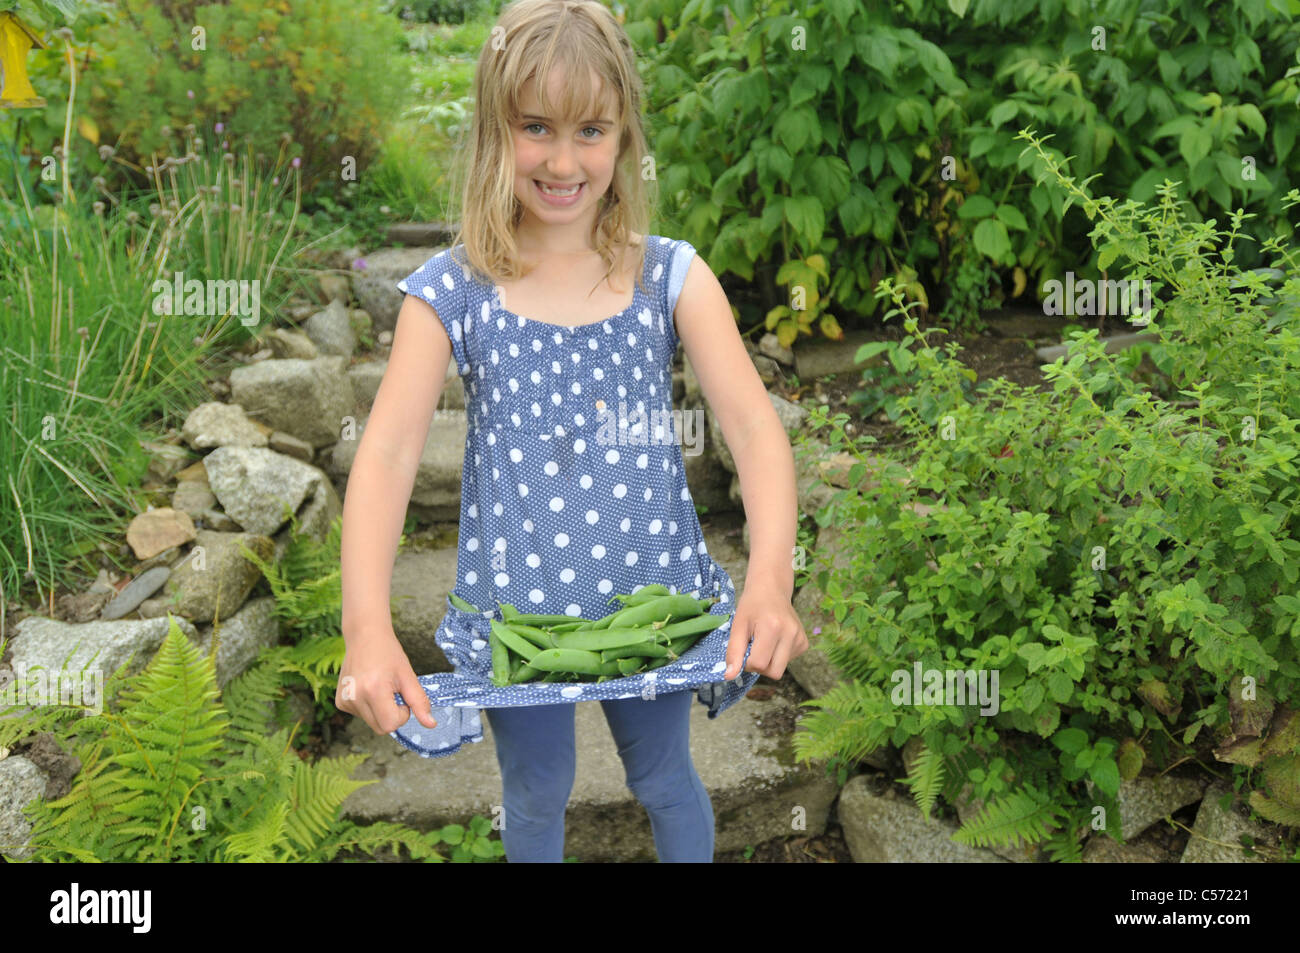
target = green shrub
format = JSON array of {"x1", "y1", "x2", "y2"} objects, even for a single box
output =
[
  {"x1": 76, "y1": 0, "x2": 411, "y2": 200},
  {"x1": 626, "y1": 0, "x2": 1300, "y2": 339},
  {"x1": 386, "y1": 0, "x2": 493, "y2": 25},
  {"x1": 792, "y1": 126, "x2": 1300, "y2": 860}
]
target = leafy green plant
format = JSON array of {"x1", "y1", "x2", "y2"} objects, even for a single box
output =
[
  {"x1": 9, "y1": 616, "x2": 464, "y2": 862},
  {"x1": 626, "y1": 0, "x2": 1300, "y2": 338},
  {"x1": 792, "y1": 125, "x2": 1300, "y2": 859},
  {"x1": 69, "y1": 0, "x2": 411, "y2": 200}
]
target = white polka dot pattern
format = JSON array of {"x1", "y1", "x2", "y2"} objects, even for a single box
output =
[{"x1": 389, "y1": 236, "x2": 759, "y2": 759}]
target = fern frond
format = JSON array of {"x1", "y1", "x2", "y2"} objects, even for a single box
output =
[
  {"x1": 274, "y1": 635, "x2": 345, "y2": 702},
  {"x1": 312, "y1": 820, "x2": 446, "y2": 863},
  {"x1": 221, "y1": 800, "x2": 293, "y2": 862},
  {"x1": 281, "y1": 753, "x2": 376, "y2": 856},
  {"x1": 902, "y1": 741, "x2": 946, "y2": 820},
  {"x1": 1043, "y1": 827, "x2": 1085, "y2": 863},
  {"x1": 953, "y1": 787, "x2": 1061, "y2": 849},
  {"x1": 791, "y1": 680, "x2": 897, "y2": 766},
  {"x1": 222, "y1": 659, "x2": 288, "y2": 738}
]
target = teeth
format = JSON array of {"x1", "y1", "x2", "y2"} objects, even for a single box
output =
[{"x1": 538, "y1": 181, "x2": 581, "y2": 195}]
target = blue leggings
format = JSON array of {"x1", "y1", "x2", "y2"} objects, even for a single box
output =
[{"x1": 483, "y1": 689, "x2": 714, "y2": 862}]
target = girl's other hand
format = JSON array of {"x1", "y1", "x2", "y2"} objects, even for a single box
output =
[
  {"x1": 336, "y1": 627, "x2": 438, "y2": 736},
  {"x1": 722, "y1": 589, "x2": 809, "y2": 681}
]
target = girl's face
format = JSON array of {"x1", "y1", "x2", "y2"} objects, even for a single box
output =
[{"x1": 511, "y1": 70, "x2": 621, "y2": 250}]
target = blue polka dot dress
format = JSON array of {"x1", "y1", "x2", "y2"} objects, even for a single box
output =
[{"x1": 387, "y1": 235, "x2": 762, "y2": 758}]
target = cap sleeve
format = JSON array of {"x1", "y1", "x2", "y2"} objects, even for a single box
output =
[
  {"x1": 396, "y1": 247, "x2": 470, "y2": 375},
  {"x1": 663, "y1": 239, "x2": 697, "y2": 353}
]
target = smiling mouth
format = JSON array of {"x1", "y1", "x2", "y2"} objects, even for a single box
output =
[{"x1": 535, "y1": 180, "x2": 584, "y2": 196}]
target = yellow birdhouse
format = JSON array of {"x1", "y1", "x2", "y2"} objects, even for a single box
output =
[{"x1": 0, "y1": 11, "x2": 48, "y2": 109}]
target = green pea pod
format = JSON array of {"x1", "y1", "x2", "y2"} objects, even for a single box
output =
[
  {"x1": 615, "y1": 583, "x2": 672, "y2": 607},
  {"x1": 646, "y1": 656, "x2": 673, "y2": 670},
  {"x1": 598, "y1": 659, "x2": 624, "y2": 677},
  {"x1": 504, "y1": 622, "x2": 557, "y2": 650},
  {"x1": 571, "y1": 606, "x2": 624, "y2": 631},
  {"x1": 450, "y1": 592, "x2": 481, "y2": 613},
  {"x1": 667, "y1": 634, "x2": 703, "y2": 659},
  {"x1": 499, "y1": 603, "x2": 519, "y2": 621},
  {"x1": 617, "y1": 656, "x2": 646, "y2": 676},
  {"x1": 546, "y1": 620, "x2": 588, "y2": 633},
  {"x1": 509, "y1": 663, "x2": 542, "y2": 684},
  {"x1": 489, "y1": 620, "x2": 541, "y2": 661},
  {"x1": 554, "y1": 627, "x2": 662, "y2": 652},
  {"x1": 607, "y1": 594, "x2": 706, "y2": 630},
  {"x1": 510, "y1": 613, "x2": 585, "y2": 626},
  {"x1": 541, "y1": 671, "x2": 567, "y2": 682},
  {"x1": 656, "y1": 613, "x2": 728, "y2": 639},
  {"x1": 600, "y1": 641, "x2": 670, "y2": 661},
  {"x1": 490, "y1": 629, "x2": 510, "y2": 687},
  {"x1": 527, "y1": 647, "x2": 606, "y2": 675}
]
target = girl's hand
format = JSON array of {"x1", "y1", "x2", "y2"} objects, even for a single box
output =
[
  {"x1": 336, "y1": 627, "x2": 438, "y2": 736},
  {"x1": 722, "y1": 588, "x2": 809, "y2": 681}
]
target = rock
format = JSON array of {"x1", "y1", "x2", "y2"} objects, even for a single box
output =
[
  {"x1": 227, "y1": 356, "x2": 356, "y2": 449},
  {"x1": 266, "y1": 328, "x2": 319, "y2": 360},
  {"x1": 1035, "y1": 331, "x2": 1159, "y2": 363},
  {"x1": 267, "y1": 431, "x2": 314, "y2": 463},
  {"x1": 162, "y1": 530, "x2": 274, "y2": 624},
  {"x1": 328, "y1": 413, "x2": 465, "y2": 516},
  {"x1": 100, "y1": 566, "x2": 171, "y2": 621},
  {"x1": 195, "y1": 596, "x2": 282, "y2": 689},
  {"x1": 759, "y1": 333, "x2": 795, "y2": 366},
  {"x1": 280, "y1": 472, "x2": 343, "y2": 550},
  {"x1": 793, "y1": 328, "x2": 882, "y2": 381},
  {"x1": 681, "y1": 442, "x2": 732, "y2": 515},
  {"x1": 199, "y1": 509, "x2": 241, "y2": 531},
  {"x1": 386, "y1": 223, "x2": 457, "y2": 247},
  {"x1": 140, "y1": 440, "x2": 193, "y2": 484},
  {"x1": 348, "y1": 357, "x2": 464, "y2": 413},
  {"x1": 352, "y1": 247, "x2": 450, "y2": 335},
  {"x1": 350, "y1": 309, "x2": 373, "y2": 337},
  {"x1": 303, "y1": 298, "x2": 357, "y2": 358},
  {"x1": 1082, "y1": 834, "x2": 1172, "y2": 863},
  {"x1": 389, "y1": 548, "x2": 460, "y2": 674},
  {"x1": 1181, "y1": 781, "x2": 1280, "y2": 863},
  {"x1": 22, "y1": 732, "x2": 80, "y2": 800},
  {"x1": 181, "y1": 402, "x2": 270, "y2": 450},
  {"x1": 202, "y1": 445, "x2": 333, "y2": 536},
  {"x1": 837, "y1": 775, "x2": 1007, "y2": 862},
  {"x1": 317, "y1": 273, "x2": 352, "y2": 306},
  {"x1": 1102, "y1": 775, "x2": 1208, "y2": 841},
  {"x1": 0, "y1": 756, "x2": 47, "y2": 861},
  {"x1": 172, "y1": 480, "x2": 217, "y2": 518},
  {"x1": 751, "y1": 353, "x2": 780, "y2": 382},
  {"x1": 0, "y1": 615, "x2": 204, "y2": 720},
  {"x1": 125, "y1": 507, "x2": 198, "y2": 561},
  {"x1": 330, "y1": 246, "x2": 364, "y2": 272}
]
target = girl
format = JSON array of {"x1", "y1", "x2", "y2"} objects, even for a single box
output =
[{"x1": 338, "y1": 0, "x2": 808, "y2": 862}]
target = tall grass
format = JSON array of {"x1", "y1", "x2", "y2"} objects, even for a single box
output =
[{"x1": 0, "y1": 89, "x2": 306, "y2": 628}]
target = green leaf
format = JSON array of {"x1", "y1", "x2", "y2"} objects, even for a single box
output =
[
  {"x1": 1047, "y1": 671, "x2": 1073, "y2": 704},
  {"x1": 996, "y1": 205, "x2": 1028, "y2": 231},
  {"x1": 1053, "y1": 727, "x2": 1089, "y2": 755},
  {"x1": 1090, "y1": 757, "x2": 1121, "y2": 798},
  {"x1": 957, "y1": 194, "x2": 997, "y2": 219},
  {"x1": 973, "y1": 218, "x2": 1011, "y2": 262}
]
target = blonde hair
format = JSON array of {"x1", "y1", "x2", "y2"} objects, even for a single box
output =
[{"x1": 442, "y1": 0, "x2": 657, "y2": 302}]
